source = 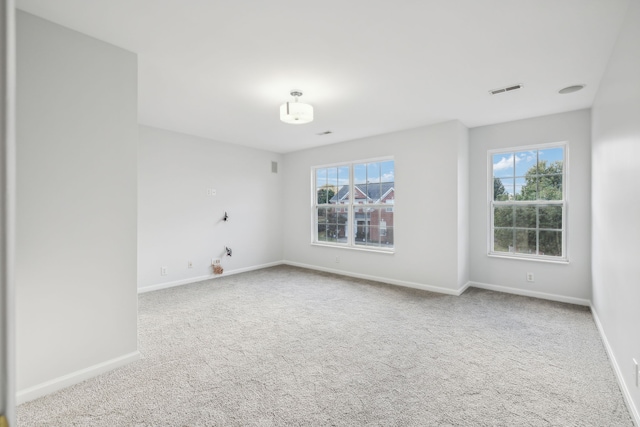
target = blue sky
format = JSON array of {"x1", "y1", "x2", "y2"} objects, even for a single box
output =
[
  {"x1": 493, "y1": 147, "x2": 563, "y2": 196},
  {"x1": 317, "y1": 161, "x2": 395, "y2": 188},
  {"x1": 493, "y1": 147, "x2": 563, "y2": 179}
]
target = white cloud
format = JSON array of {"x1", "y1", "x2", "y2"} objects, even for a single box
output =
[
  {"x1": 381, "y1": 171, "x2": 395, "y2": 181},
  {"x1": 493, "y1": 155, "x2": 520, "y2": 171}
]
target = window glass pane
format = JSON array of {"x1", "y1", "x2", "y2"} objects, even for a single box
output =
[
  {"x1": 354, "y1": 163, "x2": 367, "y2": 185},
  {"x1": 539, "y1": 230, "x2": 562, "y2": 257},
  {"x1": 494, "y1": 228, "x2": 513, "y2": 253},
  {"x1": 494, "y1": 206, "x2": 513, "y2": 228},
  {"x1": 366, "y1": 226, "x2": 381, "y2": 246},
  {"x1": 490, "y1": 145, "x2": 564, "y2": 259},
  {"x1": 380, "y1": 161, "x2": 394, "y2": 183},
  {"x1": 538, "y1": 147, "x2": 563, "y2": 173},
  {"x1": 316, "y1": 168, "x2": 327, "y2": 188},
  {"x1": 353, "y1": 207, "x2": 371, "y2": 244},
  {"x1": 337, "y1": 209, "x2": 348, "y2": 225},
  {"x1": 338, "y1": 166, "x2": 349, "y2": 187},
  {"x1": 317, "y1": 207, "x2": 328, "y2": 242},
  {"x1": 365, "y1": 208, "x2": 381, "y2": 247},
  {"x1": 317, "y1": 187, "x2": 336, "y2": 204},
  {"x1": 514, "y1": 177, "x2": 534, "y2": 200},
  {"x1": 367, "y1": 162, "x2": 381, "y2": 184},
  {"x1": 384, "y1": 227, "x2": 394, "y2": 246},
  {"x1": 515, "y1": 206, "x2": 536, "y2": 228},
  {"x1": 515, "y1": 230, "x2": 536, "y2": 254},
  {"x1": 494, "y1": 178, "x2": 512, "y2": 201},
  {"x1": 313, "y1": 160, "x2": 394, "y2": 250},
  {"x1": 367, "y1": 182, "x2": 383, "y2": 203},
  {"x1": 353, "y1": 183, "x2": 367, "y2": 204},
  {"x1": 317, "y1": 207, "x2": 327, "y2": 223},
  {"x1": 335, "y1": 183, "x2": 349, "y2": 204},
  {"x1": 515, "y1": 151, "x2": 537, "y2": 176},
  {"x1": 327, "y1": 167, "x2": 338, "y2": 187},
  {"x1": 324, "y1": 207, "x2": 342, "y2": 242},
  {"x1": 538, "y1": 175, "x2": 562, "y2": 200},
  {"x1": 317, "y1": 224, "x2": 327, "y2": 241},
  {"x1": 379, "y1": 209, "x2": 393, "y2": 246},
  {"x1": 316, "y1": 169, "x2": 328, "y2": 204},
  {"x1": 492, "y1": 153, "x2": 514, "y2": 178},
  {"x1": 518, "y1": 177, "x2": 537, "y2": 200},
  {"x1": 539, "y1": 206, "x2": 562, "y2": 229},
  {"x1": 356, "y1": 208, "x2": 393, "y2": 246}
]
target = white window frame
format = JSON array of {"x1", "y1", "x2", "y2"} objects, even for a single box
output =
[
  {"x1": 487, "y1": 142, "x2": 568, "y2": 263},
  {"x1": 311, "y1": 157, "x2": 395, "y2": 253}
]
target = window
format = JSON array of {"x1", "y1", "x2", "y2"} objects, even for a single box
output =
[
  {"x1": 314, "y1": 159, "x2": 394, "y2": 251},
  {"x1": 489, "y1": 144, "x2": 566, "y2": 261}
]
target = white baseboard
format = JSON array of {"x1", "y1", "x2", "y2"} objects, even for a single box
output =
[
  {"x1": 17, "y1": 351, "x2": 140, "y2": 405},
  {"x1": 591, "y1": 305, "x2": 640, "y2": 426},
  {"x1": 282, "y1": 260, "x2": 466, "y2": 296},
  {"x1": 458, "y1": 280, "x2": 472, "y2": 295},
  {"x1": 138, "y1": 261, "x2": 283, "y2": 294},
  {"x1": 469, "y1": 281, "x2": 590, "y2": 306}
]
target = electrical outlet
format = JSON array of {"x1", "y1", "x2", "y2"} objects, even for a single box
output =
[
  {"x1": 188, "y1": 261, "x2": 193, "y2": 268},
  {"x1": 161, "y1": 266, "x2": 167, "y2": 276},
  {"x1": 211, "y1": 258, "x2": 221, "y2": 266},
  {"x1": 634, "y1": 358, "x2": 638, "y2": 387},
  {"x1": 206, "y1": 188, "x2": 217, "y2": 196},
  {"x1": 335, "y1": 256, "x2": 340, "y2": 263},
  {"x1": 526, "y1": 272, "x2": 534, "y2": 282}
]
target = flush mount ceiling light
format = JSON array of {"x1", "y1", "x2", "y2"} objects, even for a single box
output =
[
  {"x1": 280, "y1": 90, "x2": 313, "y2": 124},
  {"x1": 559, "y1": 84, "x2": 586, "y2": 94}
]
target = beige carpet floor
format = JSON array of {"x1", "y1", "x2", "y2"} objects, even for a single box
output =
[{"x1": 18, "y1": 265, "x2": 633, "y2": 426}]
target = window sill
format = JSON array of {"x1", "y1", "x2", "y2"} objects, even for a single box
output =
[
  {"x1": 311, "y1": 242, "x2": 395, "y2": 255},
  {"x1": 488, "y1": 253, "x2": 569, "y2": 264}
]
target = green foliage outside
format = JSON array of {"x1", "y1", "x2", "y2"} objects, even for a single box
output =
[
  {"x1": 317, "y1": 188, "x2": 335, "y2": 205},
  {"x1": 494, "y1": 160, "x2": 563, "y2": 256},
  {"x1": 316, "y1": 207, "x2": 348, "y2": 243}
]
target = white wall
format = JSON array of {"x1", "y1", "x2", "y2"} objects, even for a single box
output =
[
  {"x1": 16, "y1": 12, "x2": 138, "y2": 399},
  {"x1": 457, "y1": 123, "x2": 470, "y2": 287},
  {"x1": 591, "y1": 0, "x2": 640, "y2": 421},
  {"x1": 469, "y1": 109, "x2": 592, "y2": 304},
  {"x1": 0, "y1": 1, "x2": 15, "y2": 423},
  {"x1": 137, "y1": 125, "x2": 284, "y2": 291},
  {"x1": 282, "y1": 120, "x2": 469, "y2": 293}
]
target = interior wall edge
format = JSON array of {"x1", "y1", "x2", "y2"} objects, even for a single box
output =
[
  {"x1": 282, "y1": 260, "x2": 466, "y2": 296},
  {"x1": 16, "y1": 351, "x2": 141, "y2": 405},
  {"x1": 469, "y1": 281, "x2": 590, "y2": 307},
  {"x1": 590, "y1": 304, "x2": 640, "y2": 425},
  {"x1": 137, "y1": 261, "x2": 284, "y2": 294}
]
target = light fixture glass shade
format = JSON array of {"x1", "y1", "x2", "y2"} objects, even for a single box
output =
[{"x1": 280, "y1": 101, "x2": 313, "y2": 124}]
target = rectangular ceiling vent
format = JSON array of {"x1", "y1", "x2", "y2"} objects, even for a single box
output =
[{"x1": 489, "y1": 84, "x2": 523, "y2": 95}]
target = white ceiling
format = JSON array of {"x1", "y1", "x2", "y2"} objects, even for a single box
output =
[{"x1": 16, "y1": 0, "x2": 630, "y2": 153}]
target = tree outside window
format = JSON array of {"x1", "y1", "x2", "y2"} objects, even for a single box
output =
[{"x1": 490, "y1": 145, "x2": 566, "y2": 260}]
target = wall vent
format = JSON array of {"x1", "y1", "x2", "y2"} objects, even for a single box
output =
[
  {"x1": 271, "y1": 161, "x2": 278, "y2": 174},
  {"x1": 489, "y1": 83, "x2": 523, "y2": 95}
]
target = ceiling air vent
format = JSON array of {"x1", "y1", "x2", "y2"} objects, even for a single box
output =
[
  {"x1": 317, "y1": 131, "x2": 333, "y2": 136},
  {"x1": 489, "y1": 84, "x2": 523, "y2": 95}
]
